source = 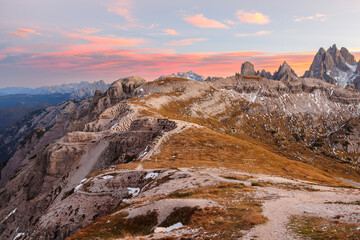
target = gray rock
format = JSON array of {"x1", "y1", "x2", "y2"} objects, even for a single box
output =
[
  {"x1": 241, "y1": 62, "x2": 256, "y2": 76},
  {"x1": 273, "y1": 61, "x2": 298, "y2": 81}
]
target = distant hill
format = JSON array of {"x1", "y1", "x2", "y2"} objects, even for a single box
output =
[
  {"x1": 0, "y1": 80, "x2": 110, "y2": 97},
  {"x1": 0, "y1": 93, "x2": 70, "y2": 130},
  {"x1": 0, "y1": 93, "x2": 70, "y2": 108},
  {"x1": 0, "y1": 80, "x2": 110, "y2": 131}
]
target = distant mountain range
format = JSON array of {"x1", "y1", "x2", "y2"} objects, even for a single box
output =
[
  {"x1": 156, "y1": 71, "x2": 206, "y2": 81},
  {"x1": 0, "y1": 80, "x2": 110, "y2": 99},
  {"x1": 0, "y1": 80, "x2": 111, "y2": 131}
]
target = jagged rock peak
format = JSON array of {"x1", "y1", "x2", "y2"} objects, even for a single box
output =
[
  {"x1": 273, "y1": 61, "x2": 298, "y2": 81},
  {"x1": 241, "y1": 61, "x2": 256, "y2": 76},
  {"x1": 340, "y1": 47, "x2": 357, "y2": 65},
  {"x1": 303, "y1": 45, "x2": 360, "y2": 88}
]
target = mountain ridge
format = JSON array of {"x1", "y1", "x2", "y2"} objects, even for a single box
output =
[{"x1": 1, "y1": 73, "x2": 360, "y2": 239}]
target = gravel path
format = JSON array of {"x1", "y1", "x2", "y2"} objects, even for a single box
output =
[{"x1": 242, "y1": 185, "x2": 360, "y2": 240}]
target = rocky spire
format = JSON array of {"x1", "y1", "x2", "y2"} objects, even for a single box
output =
[
  {"x1": 327, "y1": 44, "x2": 352, "y2": 72},
  {"x1": 241, "y1": 61, "x2": 256, "y2": 76},
  {"x1": 259, "y1": 69, "x2": 272, "y2": 79},
  {"x1": 340, "y1": 47, "x2": 357, "y2": 65},
  {"x1": 273, "y1": 61, "x2": 298, "y2": 81},
  {"x1": 303, "y1": 46, "x2": 337, "y2": 84},
  {"x1": 356, "y1": 61, "x2": 360, "y2": 74}
]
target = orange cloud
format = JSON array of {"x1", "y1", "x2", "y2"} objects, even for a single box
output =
[
  {"x1": 235, "y1": 31, "x2": 271, "y2": 37},
  {"x1": 184, "y1": 14, "x2": 229, "y2": 29},
  {"x1": 236, "y1": 10, "x2": 270, "y2": 24},
  {"x1": 166, "y1": 38, "x2": 207, "y2": 46},
  {"x1": 164, "y1": 29, "x2": 179, "y2": 35}
]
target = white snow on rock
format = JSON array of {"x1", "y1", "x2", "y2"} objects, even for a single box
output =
[
  {"x1": 1, "y1": 208, "x2": 17, "y2": 224},
  {"x1": 13, "y1": 232, "x2": 24, "y2": 240},
  {"x1": 80, "y1": 178, "x2": 87, "y2": 184},
  {"x1": 74, "y1": 183, "x2": 83, "y2": 192},
  {"x1": 346, "y1": 63, "x2": 357, "y2": 72},
  {"x1": 166, "y1": 222, "x2": 184, "y2": 232},
  {"x1": 154, "y1": 227, "x2": 167, "y2": 233},
  {"x1": 127, "y1": 187, "x2": 140, "y2": 197},
  {"x1": 145, "y1": 172, "x2": 159, "y2": 179},
  {"x1": 102, "y1": 175, "x2": 114, "y2": 180},
  {"x1": 110, "y1": 122, "x2": 118, "y2": 130}
]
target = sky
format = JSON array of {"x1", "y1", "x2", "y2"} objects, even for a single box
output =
[{"x1": 1, "y1": 0, "x2": 360, "y2": 87}]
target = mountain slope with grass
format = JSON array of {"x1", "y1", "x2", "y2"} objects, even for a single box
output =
[{"x1": 1, "y1": 73, "x2": 360, "y2": 239}]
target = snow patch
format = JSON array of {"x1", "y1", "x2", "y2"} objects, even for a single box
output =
[
  {"x1": 166, "y1": 222, "x2": 184, "y2": 232},
  {"x1": 145, "y1": 172, "x2": 159, "y2": 180},
  {"x1": 346, "y1": 63, "x2": 357, "y2": 72},
  {"x1": 102, "y1": 175, "x2": 114, "y2": 180},
  {"x1": 127, "y1": 187, "x2": 140, "y2": 196},
  {"x1": 74, "y1": 183, "x2": 83, "y2": 192},
  {"x1": 110, "y1": 122, "x2": 118, "y2": 130},
  {"x1": 13, "y1": 232, "x2": 24, "y2": 240},
  {"x1": 1, "y1": 208, "x2": 17, "y2": 224}
]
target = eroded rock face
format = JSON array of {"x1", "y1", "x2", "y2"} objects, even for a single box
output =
[
  {"x1": 241, "y1": 61, "x2": 257, "y2": 76},
  {"x1": 94, "y1": 118, "x2": 176, "y2": 169}
]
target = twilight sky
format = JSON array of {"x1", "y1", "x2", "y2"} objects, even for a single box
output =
[{"x1": 1, "y1": 0, "x2": 360, "y2": 87}]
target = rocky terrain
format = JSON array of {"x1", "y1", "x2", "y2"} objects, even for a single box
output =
[
  {"x1": 1, "y1": 52, "x2": 360, "y2": 239},
  {"x1": 304, "y1": 44, "x2": 360, "y2": 89}
]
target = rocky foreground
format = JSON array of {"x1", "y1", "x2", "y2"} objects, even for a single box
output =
[{"x1": 1, "y1": 74, "x2": 360, "y2": 239}]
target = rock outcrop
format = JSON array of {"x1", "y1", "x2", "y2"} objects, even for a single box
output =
[
  {"x1": 304, "y1": 44, "x2": 360, "y2": 88},
  {"x1": 272, "y1": 61, "x2": 298, "y2": 81},
  {"x1": 241, "y1": 61, "x2": 257, "y2": 76}
]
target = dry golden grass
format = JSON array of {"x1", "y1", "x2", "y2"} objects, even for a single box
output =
[
  {"x1": 126, "y1": 83, "x2": 360, "y2": 185},
  {"x1": 116, "y1": 126, "x2": 346, "y2": 186},
  {"x1": 68, "y1": 182, "x2": 266, "y2": 240},
  {"x1": 289, "y1": 215, "x2": 360, "y2": 240}
]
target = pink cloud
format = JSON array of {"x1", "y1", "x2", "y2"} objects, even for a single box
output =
[
  {"x1": 164, "y1": 29, "x2": 180, "y2": 35},
  {"x1": 1, "y1": 46, "x2": 319, "y2": 80},
  {"x1": 7, "y1": 31, "x2": 28, "y2": 39},
  {"x1": 16, "y1": 28, "x2": 37, "y2": 34},
  {"x1": 236, "y1": 10, "x2": 270, "y2": 24},
  {"x1": 63, "y1": 32, "x2": 144, "y2": 51},
  {"x1": 184, "y1": 14, "x2": 229, "y2": 29},
  {"x1": 76, "y1": 28, "x2": 102, "y2": 34},
  {"x1": 235, "y1": 31, "x2": 272, "y2": 37},
  {"x1": 166, "y1": 38, "x2": 207, "y2": 46},
  {"x1": 7, "y1": 28, "x2": 43, "y2": 39},
  {"x1": 105, "y1": 0, "x2": 143, "y2": 28}
]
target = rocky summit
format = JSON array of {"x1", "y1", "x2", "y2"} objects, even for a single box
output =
[
  {"x1": 1, "y1": 48, "x2": 360, "y2": 240},
  {"x1": 304, "y1": 44, "x2": 360, "y2": 89}
]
